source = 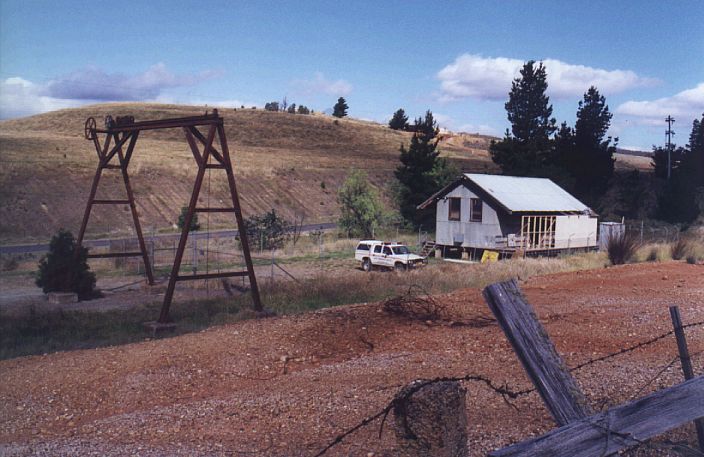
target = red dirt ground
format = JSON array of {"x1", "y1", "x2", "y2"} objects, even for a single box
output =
[{"x1": 1, "y1": 261, "x2": 703, "y2": 456}]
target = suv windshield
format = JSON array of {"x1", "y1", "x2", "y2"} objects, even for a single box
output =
[{"x1": 392, "y1": 246, "x2": 410, "y2": 255}]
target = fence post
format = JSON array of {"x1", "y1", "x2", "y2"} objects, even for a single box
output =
[
  {"x1": 192, "y1": 236, "x2": 197, "y2": 274},
  {"x1": 270, "y1": 248, "x2": 275, "y2": 285},
  {"x1": 393, "y1": 380, "x2": 468, "y2": 457},
  {"x1": 669, "y1": 305, "x2": 704, "y2": 451}
]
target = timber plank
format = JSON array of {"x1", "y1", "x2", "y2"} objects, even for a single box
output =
[{"x1": 490, "y1": 375, "x2": 704, "y2": 457}]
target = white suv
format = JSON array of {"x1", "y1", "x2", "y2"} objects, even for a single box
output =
[{"x1": 355, "y1": 240, "x2": 426, "y2": 271}]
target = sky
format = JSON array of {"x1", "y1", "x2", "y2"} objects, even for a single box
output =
[{"x1": 1, "y1": 0, "x2": 702, "y2": 151}]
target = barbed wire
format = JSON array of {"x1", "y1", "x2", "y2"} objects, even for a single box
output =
[
  {"x1": 312, "y1": 319, "x2": 704, "y2": 456},
  {"x1": 312, "y1": 374, "x2": 531, "y2": 457},
  {"x1": 569, "y1": 320, "x2": 704, "y2": 372}
]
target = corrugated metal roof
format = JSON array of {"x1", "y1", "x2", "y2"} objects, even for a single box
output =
[{"x1": 464, "y1": 173, "x2": 591, "y2": 213}]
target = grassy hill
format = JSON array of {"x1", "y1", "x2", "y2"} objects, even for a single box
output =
[{"x1": 0, "y1": 103, "x2": 497, "y2": 243}]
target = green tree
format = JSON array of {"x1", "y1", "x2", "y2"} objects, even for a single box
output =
[
  {"x1": 177, "y1": 206, "x2": 200, "y2": 232},
  {"x1": 651, "y1": 145, "x2": 686, "y2": 179},
  {"x1": 686, "y1": 115, "x2": 704, "y2": 187},
  {"x1": 36, "y1": 229, "x2": 97, "y2": 300},
  {"x1": 243, "y1": 209, "x2": 290, "y2": 250},
  {"x1": 395, "y1": 111, "x2": 456, "y2": 227},
  {"x1": 490, "y1": 61, "x2": 556, "y2": 176},
  {"x1": 569, "y1": 87, "x2": 616, "y2": 200},
  {"x1": 389, "y1": 108, "x2": 409, "y2": 130},
  {"x1": 332, "y1": 97, "x2": 348, "y2": 118},
  {"x1": 297, "y1": 105, "x2": 310, "y2": 115},
  {"x1": 337, "y1": 170, "x2": 384, "y2": 238},
  {"x1": 657, "y1": 113, "x2": 704, "y2": 223},
  {"x1": 264, "y1": 101, "x2": 280, "y2": 112},
  {"x1": 287, "y1": 103, "x2": 297, "y2": 114}
]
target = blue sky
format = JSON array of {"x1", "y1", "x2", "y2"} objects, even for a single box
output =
[{"x1": 1, "y1": 0, "x2": 702, "y2": 150}]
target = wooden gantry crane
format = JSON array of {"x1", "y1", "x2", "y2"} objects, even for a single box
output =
[{"x1": 78, "y1": 110, "x2": 261, "y2": 325}]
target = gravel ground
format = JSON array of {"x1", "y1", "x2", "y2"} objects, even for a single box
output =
[{"x1": 1, "y1": 261, "x2": 703, "y2": 456}]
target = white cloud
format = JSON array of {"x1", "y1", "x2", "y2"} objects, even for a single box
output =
[
  {"x1": 155, "y1": 94, "x2": 257, "y2": 110},
  {"x1": 0, "y1": 64, "x2": 223, "y2": 119},
  {"x1": 291, "y1": 72, "x2": 352, "y2": 96},
  {"x1": 616, "y1": 82, "x2": 704, "y2": 126},
  {"x1": 432, "y1": 112, "x2": 453, "y2": 127},
  {"x1": 433, "y1": 112, "x2": 498, "y2": 136},
  {"x1": 0, "y1": 77, "x2": 85, "y2": 119},
  {"x1": 46, "y1": 63, "x2": 220, "y2": 101},
  {"x1": 457, "y1": 123, "x2": 498, "y2": 136},
  {"x1": 437, "y1": 54, "x2": 657, "y2": 101}
]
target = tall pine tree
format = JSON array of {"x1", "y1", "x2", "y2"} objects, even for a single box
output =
[
  {"x1": 657, "y1": 114, "x2": 704, "y2": 223},
  {"x1": 389, "y1": 108, "x2": 409, "y2": 130},
  {"x1": 332, "y1": 97, "x2": 348, "y2": 118},
  {"x1": 395, "y1": 111, "x2": 455, "y2": 227},
  {"x1": 569, "y1": 86, "x2": 616, "y2": 200},
  {"x1": 490, "y1": 61, "x2": 556, "y2": 176}
]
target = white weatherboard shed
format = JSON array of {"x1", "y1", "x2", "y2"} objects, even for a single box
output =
[{"x1": 418, "y1": 174, "x2": 598, "y2": 255}]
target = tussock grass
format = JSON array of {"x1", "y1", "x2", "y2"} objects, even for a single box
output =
[
  {"x1": 636, "y1": 243, "x2": 671, "y2": 262},
  {"x1": 607, "y1": 232, "x2": 640, "y2": 265},
  {"x1": 670, "y1": 238, "x2": 691, "y2": 260}
]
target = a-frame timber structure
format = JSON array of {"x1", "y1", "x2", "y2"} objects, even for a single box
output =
[{"x1": 79, "y1": 110, "x2": 261, "y2": 323}]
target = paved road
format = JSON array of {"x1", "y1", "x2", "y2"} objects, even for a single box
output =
[{"x1": 0, "y1": 223, "x2": 337, "y2": 255}]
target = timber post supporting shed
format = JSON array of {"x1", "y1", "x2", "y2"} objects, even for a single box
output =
[{"x1": 78, "y1": 111, "x2": 262, "y2": 323}]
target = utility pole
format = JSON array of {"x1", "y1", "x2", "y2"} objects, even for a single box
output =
[{"x1": 665, "y1": 115, "x2": 675, "y2": 180}]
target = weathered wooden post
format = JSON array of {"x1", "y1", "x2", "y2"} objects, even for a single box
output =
[
  {"x1": 482, "y1": 280, "x2": 704, "y2": 457},
  {"x1": 669, "y1": 305, "x2": 704, "y2": 451},
  {"x1": 482, "y1": 279, "x2": 591, "y2": 426},
  {"x1": 393, "y1": 380, "x2": 468, "y2": 457}
]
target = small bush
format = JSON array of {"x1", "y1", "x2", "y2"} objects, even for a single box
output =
[
  {"x1": 35, "y1": 229, "x2": 97, "y2": 300},
  {"x1": 243, "y1": 209, "x2": 290, "y2": 250},
  {"x1": 607, "y1": 232, "x2": 640, "y2": 265},
  {"x1": 686, "y1": 256, "x2": 697, "y2": 265},
  {"x1": 646, "y1": 249, "x2": 658, "y2": 262},
  {"x1": 670, "y1": 238, "x2": 690, "y2": 260},
  {"x1": 177, "y1": 206, "x2": 200, "y2": 232},
  {"x1": 2, "y1": 256, "x2": 19, "y2": 271}
]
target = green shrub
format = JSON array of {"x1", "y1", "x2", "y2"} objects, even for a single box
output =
[
  {"x1": 243, "y1": 209, "x2": 290, "y2": 250},
  {"x1": 686, "y1": 256, "x2": 697, "y2": 265},
  {"x1": 646, "y1": 248, "x2": 658, "y2": 262},
  {"x1": 35, "y1": 229, "x2": 97, "y2": 300},
  {"x1": 177, "y1": 206, "x2": 200, "y2": 232},
  {"x1": 607, "y1": 231, "x2": 640, "y2": 265}
]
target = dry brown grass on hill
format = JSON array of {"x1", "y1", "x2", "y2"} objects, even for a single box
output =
[
  {"x1": 0, "y1": 103, "x2": 493, "y2": 243},
  {"x1": 0, "y1": 103, "x2": 652, "y2": 243}
]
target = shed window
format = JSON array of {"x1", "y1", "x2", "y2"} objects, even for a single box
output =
[
  {"x1": 470, "y1": 198, "x2": 482, "y2": 222},
  {"x1": 448, "y1": 198, "x2": 461, "y2": 221}
]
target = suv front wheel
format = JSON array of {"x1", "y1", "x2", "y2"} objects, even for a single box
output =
[
  {"x1": 394, "y1": 262, "x2": 407, "y2": 272},
  {"x1": 362, "y1": 258, "x2": 372, "y2": 272}
]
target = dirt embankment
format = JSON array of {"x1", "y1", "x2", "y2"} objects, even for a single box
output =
[{"x1": 1, "y1": 261, "x2": 703, "y2": 456}]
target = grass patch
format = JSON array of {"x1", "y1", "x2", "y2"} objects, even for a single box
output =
[{"x1": 1, "y1": 251, "x2": 607, "y2": 360}]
